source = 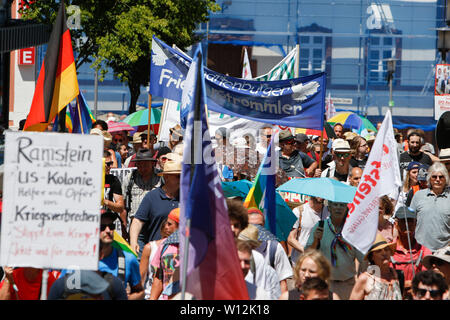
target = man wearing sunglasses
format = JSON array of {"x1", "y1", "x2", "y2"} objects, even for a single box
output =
[
  {"x1": 410, "y1": 162, "x2": 450, "y2": 251},
  {"x1": 412, "y1": 270, "x2": 448, "y2": 300},
  {"x1": 319, "y1": 139, "x2": 352, "y2": 184},
  {"x1": 102, "y1": 151, "x2": 125, "y2": 236},
  {"x1": 99, "y1": 211, "x2": 144, "y2": 300},
  {"x1": 278, "y1": 129, "x2": 317, "y2": 179}
]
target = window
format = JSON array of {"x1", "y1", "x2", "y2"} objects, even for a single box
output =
[
  {"x1": 299, "y1": 35, "x2": 326, "y2": 77},
  {"x1": 367, "y1": 35, "x2": 396, "y2": 84}
]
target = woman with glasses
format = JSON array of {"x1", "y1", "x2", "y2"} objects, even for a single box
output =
[
  {"x1": 410, "y1": 162, "x2": 450, "y2": 251},
  {"x1": 349, "y1": 136, "x2": 368, "y2": 170}
]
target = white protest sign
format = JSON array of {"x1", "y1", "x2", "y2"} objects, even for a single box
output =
[
  {"x1": 110, "y1": 167, "x2": 136, "y2": 184},
  {"x1": 0, "y1": 132, "x2": 103, "y2": 269},
  {"x1": 342, "y1": 110, "x2": 401, "y2": 254}
]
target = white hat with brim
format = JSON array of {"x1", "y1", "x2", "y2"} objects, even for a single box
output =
[
  {"x1": 157, "y1": 159, "x2": 182, "y2": 176},
  {"x1": 422, "y1": 245, "x2": 450, "y2": 269}
]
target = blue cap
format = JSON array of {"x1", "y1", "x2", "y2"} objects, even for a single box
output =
[
  {"x1": 407, "y1": 161, "x2": 421, "y2": 171},
  {"x1": 67, "y1": 270, "x2": 109, "y2": 295}
]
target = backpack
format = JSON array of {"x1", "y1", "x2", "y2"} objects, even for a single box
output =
[{"x1": 62, "y1": 250, "x2": 126, "y2": 300}]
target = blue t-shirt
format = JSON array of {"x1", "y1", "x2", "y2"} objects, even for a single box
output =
[
  {"x1": 99, "y1": 247, "x2": 141, "y2": 288},
  {"x1": 134, "y1": 187, "x2": 179, "y2": 243}
]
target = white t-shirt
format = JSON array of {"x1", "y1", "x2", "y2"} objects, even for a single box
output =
[
  {"x1": 245, "y1": 250, "x2": 281, "y2": 300},
  {"x1": 257, "y1": 240, "x2": 293, "y2": 282},
  {"x1": 291, "y1": 203, "x2": 330, "y2": 264}
]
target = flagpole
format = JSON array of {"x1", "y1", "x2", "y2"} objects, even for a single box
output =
[
  {"x1": 294, "y1": 44, "x2": 300, "y2": 78},
  {"x1": 148, "y1": 93, "x2": 152, "y2": 138},
  {"x1": 76, "y1": 96, "x2": 84, "y2": 134}
]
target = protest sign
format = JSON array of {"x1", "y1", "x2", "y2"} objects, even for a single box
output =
[
  {"x1": 434, "y1": 64, "x2": 450, "y2": 120},
  {"x1": 342, "y1": 111, "x2": 401, "y2": 254},
  {"x1": 150, "y1": 36, "x2": 326, "y2": 130},
  {"x1": 0, "y1": 132, "x2": 103, "y2": 270},
  {"x1": 110, "y1": 167, "x2": 136, "y2": 184}
]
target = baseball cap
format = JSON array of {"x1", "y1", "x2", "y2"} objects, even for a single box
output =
[
  {"x1": 407, "y1": 161, "x2": 421, "y2": 171},
  {"x1": 63, "y1": 270, "x2": 110, "y2": 298},
  {"x1": 332, "y1": 138, "x2": 351, "y2": 152},
  {"x1": 279, "y1": 129, "x2": 294, "y2": 142},
  {"x1": 394, "y1": 206, "x2": 416, "y2": 220},
  {"x1": 295, "y1": 133, "x2": 309, "y2": 144}
]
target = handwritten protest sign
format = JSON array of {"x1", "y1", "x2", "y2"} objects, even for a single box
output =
[{"x1": 0, "y1": 132, "x2": 103, "y2": 270}]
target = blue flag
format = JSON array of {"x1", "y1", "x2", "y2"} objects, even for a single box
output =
[
  {"x1": 150, "y1": 36, "x2": 326, "y2": 130},
  {"x1": 179, "y1": 45, "x2": 248, "y2": 300}
]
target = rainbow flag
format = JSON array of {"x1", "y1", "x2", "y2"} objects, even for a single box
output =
[
  {"x1": 66, "y1": 91, "x2": 95, "y2": 133},
  {"x1": 112, "y1": 231, "x2": 138, "y2": 257},
  {"x1": 243, "y1": 131, "x2": 277, "y2": 235}
]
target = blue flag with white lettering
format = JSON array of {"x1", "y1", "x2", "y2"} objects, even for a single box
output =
[{"x1": 150, "y1": 36, "x2": 326, "y2": 130}]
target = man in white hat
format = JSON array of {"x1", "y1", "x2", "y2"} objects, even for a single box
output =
[
  {"x1": 129, "y1": 158, "x2": 181, "y2": 258},
  {"x1": 423, "y1": 245, "x2": 450, "y2": 294},
  {"x1": 439, "y1": 148, "x2": 450, "y2": 176},
  {"x1": 319, "y1": 138, "x2": 352, "y2": 183}
]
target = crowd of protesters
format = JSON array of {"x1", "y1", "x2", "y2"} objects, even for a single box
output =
[{"x1": 0, "y1": 117, "x2": 449, "y2": 301}]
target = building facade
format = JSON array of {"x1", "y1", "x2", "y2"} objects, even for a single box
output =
[{"x1": 198, "y1": 0, "x2": 445, "y2": 130}]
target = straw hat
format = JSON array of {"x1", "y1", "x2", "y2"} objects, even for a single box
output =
[
  {"x1": 343, "y1": 131, "x2": 358, "y2": 141},
  {"x1": 157, "y1": 158, "x2": 182, "y2": 175},
  {"x1": 422, "y1": 245, "x2": 450, "y2": 269},
  {"x1": 364, "y1": 234, "x2": 396, "y2": 260},
  {"x1": 131, "y1": 132, "x2": 143, "y2": 144},
  {"x1": 90, "y1": 128, "x2": 112, "y2": 142},
  {"x1": 238, "y1": 224, "x2": 262, "y2": 248},
  {"x1": 439, "y1": 148, "x2": 450, "y2": 162}
]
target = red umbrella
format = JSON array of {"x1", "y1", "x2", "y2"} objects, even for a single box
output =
[{"x1": 107, "y1": 121, "x2": 134, "y2": 133}]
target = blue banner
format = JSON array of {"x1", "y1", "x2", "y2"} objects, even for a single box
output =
[{"x1": 150, "y1": 36, "x2": 326, "y2": 130}]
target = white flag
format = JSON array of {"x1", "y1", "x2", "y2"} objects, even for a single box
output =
[
  {"x1": 325, "y1": 92, "x2": 336, "y2": 120},
  {"x1": 342, "y1": 111, "x2": 401, "y2": 254},
  {"x1": 242, "y1": 47, "x2": 253, "y2": 79}
]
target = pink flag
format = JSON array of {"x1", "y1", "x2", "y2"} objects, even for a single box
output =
[{"x1": 342, "y1": 110, "x2": 401, "y2": 254}]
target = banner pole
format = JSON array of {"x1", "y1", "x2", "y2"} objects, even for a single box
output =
[
  {"x1": 40, "y1": 269, "x2": 48, "y2": 300},
  {"x1": 148, "y1": 93, "x2": 152, "y2": 140},
  {"x1": 294, "y1": 44, "x2": 300, "y2": 78}
]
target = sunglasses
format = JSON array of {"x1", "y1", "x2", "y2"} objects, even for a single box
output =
[
  {"x1": 431, "y1": 175, "x2": 445, "y2": 180},
  {"x1": 105, "y1": 161, "x2": 114, "y2": 167},
  {"x1": 114, "y1": 139, "x2": 123, "y2": 143},
  {"x1": 335, "y1": 153, "x2": 350, "y2": 158},
  {"x1": 100, "y1": 223, "x2": 116, "y2": 231},
  {"x1": 415, "y1": 288, "x2": 441, "y2": 299}
]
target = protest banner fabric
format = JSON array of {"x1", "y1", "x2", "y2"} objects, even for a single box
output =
[
  {"x1": 24, "y1": 2, "x2": 79, "y2": 132},
  {"x1": 150, "y1": 36, "x2": 325, "y2": 130},
  {"x1": 244, "y1": 131, "x2": 277, "y2": 234},
  {"x1": 0, "y1": 132, "x2": 104, "y2": 269},
  {"x1": 242, "y1": 47, "x2": 253, "y2": 79},
  {"x1": 342, "y1": 111, "x2": 401, "y2": 254},
  {"x1": 179, "y1": 47, "x2": 249, "y2": 299}
]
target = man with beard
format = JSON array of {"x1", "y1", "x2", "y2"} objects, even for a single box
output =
[{"x1": 399, "y1": 131, "x2": 432, "y2": 179}]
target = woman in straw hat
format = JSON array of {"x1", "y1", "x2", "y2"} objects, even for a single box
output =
[{"x1": 350, "y1": 234, "x2": 402, "y2": 300}]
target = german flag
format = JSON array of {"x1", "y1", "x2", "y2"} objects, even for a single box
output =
[{"x1": 24, "y1": 1, "x2": 79, "y2": 132}]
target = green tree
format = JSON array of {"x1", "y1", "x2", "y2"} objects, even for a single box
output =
[{"x1": 20, "y1": 0, "x2": 219, "y2": 114}]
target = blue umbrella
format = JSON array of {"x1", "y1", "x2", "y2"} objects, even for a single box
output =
[
  {"x1": 221, "y1": 180, "x2": 297, "y2": 241},
  {"x1": 277, "y1": 177, "x2": 356, "y2": 203}
]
